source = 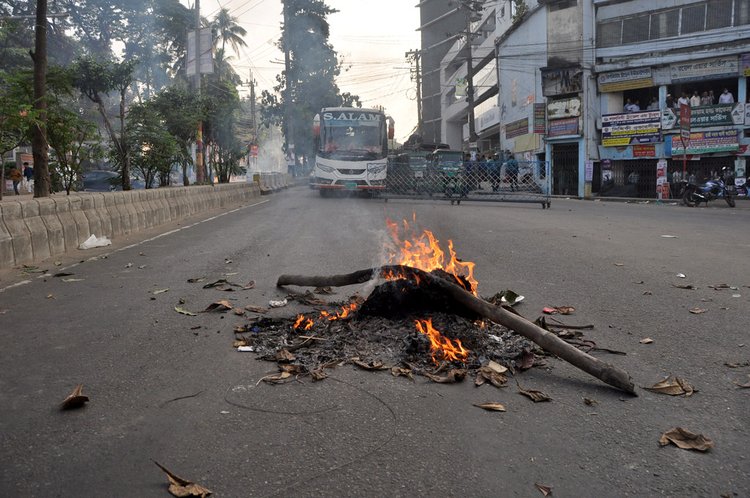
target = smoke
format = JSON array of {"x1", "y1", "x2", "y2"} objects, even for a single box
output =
[{"x1": 253, "y1": 125, "x2": 286, "y2": 173}]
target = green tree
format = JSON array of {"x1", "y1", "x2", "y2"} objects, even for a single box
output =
[
  {"x1": 72, "y1": 56, "x2": 137, "y2": 190},
  {"x1": 126, "y1": 100, "x2": 181, "y2": 188},
  {"x1": 47, "y1": 106, "x2": 100, "y2": 194},
  {"x1": 0, "y1": 70, "x2": 37, "y2": 200},
  {"x1": 149, "y1": 85, "x2": 200, "y2": 186},
  {"x1": 261, "y1": 0, "x2": 359, "y2": 165}
]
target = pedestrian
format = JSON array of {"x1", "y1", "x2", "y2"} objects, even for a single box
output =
[
  {"x1": 700, "y1": 91, "x2": 711, "y2": 106},
  {"x1": 506, "y1": 154, "x2": 519, "y2": 192},
  {"x1": 718, "y1": 88, "x2": 734, "y2": 104},
  {"x1": 677, "y1": 93, "x2": 690, "y2": 107},
  {"x1": 690, "y1": 90, "x2": 701, "y2": 107},
  {"x1": 22, "y1": 162, "x2": 33, "y2": 193},
  {"x1": 665, "y1": 94, "x2": 675, "y2": 109},
  {"x1": 646, "y1": 97, "x2": 659, "y2": 110},
  {"x1": 9, "y1": 166, "x2": 22, "y2": 195}
]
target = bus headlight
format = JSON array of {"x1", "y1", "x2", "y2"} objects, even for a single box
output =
[
  {"x1": 316, "y1": 164, "x2": 335, "y2": 173},
  {"x1": 367, "y1": 163, "x2": 387, "y2": 175}
]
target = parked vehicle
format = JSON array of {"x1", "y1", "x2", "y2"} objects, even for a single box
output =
[
  {"x1": 682, "y1": 168, "x2": 736, "y2": 207},
  {"x1": 426, "y1": 149, "x2": 466, "y2": 203},
  {"x1": 82, "y1": 170, "x2": 146, "y2": 191}
]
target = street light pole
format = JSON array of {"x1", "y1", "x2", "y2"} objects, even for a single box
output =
[
  {"x1": 282, "y1": 0, "x2": 295, "y2": 171},
  {"x1": 461, "y1": 1, "x2": 480, "y2": 146}
]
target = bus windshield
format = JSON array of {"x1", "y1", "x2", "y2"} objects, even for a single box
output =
[{"x1": 319, "y1": 115, "x2": 385, "y2": 160}]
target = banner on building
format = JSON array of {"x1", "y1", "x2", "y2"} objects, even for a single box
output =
[
  {"x1": 548, "y1": 117, "x2": 579, "y2": 138},
  {"x1": 601, "y1": 111, "x2": 661, "y2": 147},
  {"x1": 598, "y1": 68, "x2": 653, "y2": 93},
  {"x1": 669, "y1": 56, "x2": 738, "y2": 82},
  {"x1": 689, "y1": 104, "x2": 742, "y2": 128},
  {"x1": 541, "y1": 67, "x2": 582, "y2": 97},
  {"x1": 505, "y1": 118, "x2": 528, "y2": 139},
  {"x1": 533, "y1": 104, "x2": 546, "y2": 134},
  {"x1": 741, "y1": 53, "x2": 750, "y2": 77},
  {"x1": 667, "y1": 130, "x2": 739, "y2": 155},
  {"x1": 547, "y1": 97, "x2": 581, "y2": 120}
]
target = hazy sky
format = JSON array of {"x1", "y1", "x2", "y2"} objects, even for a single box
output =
[{"x1": 194, "y1": 0, "x2": 421, "y2": 141}]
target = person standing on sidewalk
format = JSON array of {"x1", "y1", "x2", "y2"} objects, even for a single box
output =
[
  {"x1": 9, "y1": 167, "x2": 22, "y2": 195},
  {"x1": 506, "y1": 154, "x2": 519, "y2": 192},
  {"x1": 22, "y1": 162, "x2": 33, "y2": 193}
]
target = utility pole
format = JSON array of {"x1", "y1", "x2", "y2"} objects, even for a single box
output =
[
  {"x1": 31, "y1": 0, "x2": 51, "y2": 197},
  {"x1": 282, "y1": 0, "x2": 295, "y2": 170},
  {"x1": 461, "y1": 1, "x2": 481, "y2": 146},
  {"x1": 248, "y1": 69, "x2": 258, "y2": 169},
  {"x1": 193, "y1": 0, "x2": 205, "y2": 184},
  {"x1": 405, "y1": 49, "x2": 423, "y2": 137}
]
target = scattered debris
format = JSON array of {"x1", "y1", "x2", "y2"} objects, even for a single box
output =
[
  {"x1": 660, "y1": 235, "x2": 678, "y2": 238},
  {"x1": 53, "y1": 272, "x2": 75, "y2": 278},
  {"x1": 734, "y1": 375, "x2": 750, "y2": 388},
  {"x1": 269, "y1": 298, "x2": 288, "y2": 308},
  {"x1": 314, "y1": 286, "x2": 336, "y2": 295},
  {"x1": 672, "y1": 284, "x2": 696, "y2": 290},
  {"x1": 46, "y1": 294, "x2": 55, "y2": 299},
  {"x1": 487, "y1": 290, "x2": 525, "y2": 306},
  {"x1": 535, "y1": 483, "x2": 553, "y2": 496},
  {"x1": 542, "y1": 306, "x2": 575, "y2": 315},
  {"x1": 61, "y1": 278, "x2": 84, "y2": 282},
  {"x1": 60, "y1": 384, "x2": 89, "y2": 410},
  {"x1": 639, "y1": 338, "x2": 654, "y2": 344},
  {"x1": 204, "y1": 300, "x2": 233, "y2": 312},
  {"x1": 689, "y1": 308, "x2": 707, "y2": 314},
  {"x1": 709, "y1": 283, "x2": 730, "y2": 290},
  {"x1": 174, "y1": 306, "x2": 197, "y2": 317},
  {"x1": 187, "y1": 277, "x2": 207, "y2": 283},
  {"x1": 645, "y1": 376, "x2": 694, "y2": 397},
  {"x1": 154, "y1": 461, "x2": 212, "y2": 498},
  {"x1": 78, "y1": 234, "x2": 111, "y2": 250},
  {"x1": 614, "y1": 263, "x2": 625, "y2": 267},
  {"x1": 153, "y1": 289, "x2": 169, "y2": 295},
  {"x1": 725, "y1": 361, "x2": 750, "y2": 368},
  {"x1": 517, "y1": 383, "x2": 551, "y2": 403},
  {"x1": 473, "y1": 402, "x2": 506, "y2": 412},
  {"x1": 423, "y1": 369, "x2": 467, "y2": 384},
  {"x1": 658, "y1": 427, "x2": 714, "y2": 452},
  {"x1": 237, "y1": 346, "x2": 254, "y2": 352},
  {"x1": 244, "y1": 305, "x2": 268, "y2": 314},
  {"x1": 676, "y1": 273, "x2": 686, "y2": 278},
  {"x1": 583, "y1": 397, "x2": 597, "y2": 406},
  {"x1": 352, "y1": 359, "x2": 388, "y2": 371},
  {"x1": 125, "y1": 263, "x2": 133, "y2": 268},
  {"x1": 643, "y1": 291, "x2": 652, "y2": 296}
]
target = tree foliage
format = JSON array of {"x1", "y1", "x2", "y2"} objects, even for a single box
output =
[
  {"x1": 261, "y1": 0, "x2": 360, "y2": 164},
  {"x1": 126, "y1": 101, "x2": 181, "y2": 188}
]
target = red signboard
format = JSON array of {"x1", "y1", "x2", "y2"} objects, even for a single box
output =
[
  {"x1": 632, "y1": 145, "x2": 656, "y2": 157},
  {"x1": 679, "y1": 103, "x2": 691, "y2": 140}
]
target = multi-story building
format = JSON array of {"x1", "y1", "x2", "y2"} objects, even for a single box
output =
[{"x1": 420, "y1": 0, "x2": 750, "y2": 198}]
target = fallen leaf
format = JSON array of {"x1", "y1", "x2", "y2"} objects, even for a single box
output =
[
  {"x1": 689, "y1": 308, "x2": 707, "y2": 314},
  {"x1": 672, "y1": 284, "x2": 696, "y2": 290},
  {"x1": 614, "y1": 262, "x2": 625, "y2": 267},
  {"x1": 244, "y1": 305, "x2": 267, "y2": 314},
  {"x1": 352, "y1": 359, "x2": 388, "y2": 371},
  {"x1": 487, "y1": 360, "x2": 508, "y2": 374},
  {"x1": 724, "y1": 361, "x2": 750, "y2": 368},
  {"x1": 473, "y1": 402, "x2": 506, "y2": 412},
  {"x1": 423, "y1": 369, "x2": 467, "y2": 383},
  {"x1": 314, "y1": 286, "x2": 335, "y2": 295},
  {"x1": 46, "y1": 294, "x2": 55, "y2": 299},
  {"x1": 310, "y1": 368, "x2": 328, "y2": 381},
  {"x1": 517, "y1": 385, "x2": 551, "y2": 402},
  {"x1": 709, "y1": 283, "x2": 730, "y2": 289},
  {"x1": 477, "y1": 366, "x2": 508, "y2": 387},
  {"x1": 203, "y1": 279, "x2": 238, "y2": 289},
  {"x1": 733, "y1": 375, "x2": 750, "y2": 388},
  {"x1": 659, "y1": 427, "x2": 714, "y2": 452},
  {"x1": 174, "y1": 306, "x2": 197, "y2": 316},
  {"x1": 583, "y1": 397, "x2": 597, "y2": 406},
  {"x1": 643, "y1": 290, "x2": 653, "y2": 295},
  {"x1": 60, "y1": 384, "x2": 89, "y2": 410},
  {"x1": 153, "y1": 288, "x2": 169, "y2": 295},
  {"x1": 519, "y1": 350, "x2": 535, "y2": 370},
  {"x1": 243, "y1": 280, "x2": 256, "y2": 290},
  {"x1": 639, "y1": 338, "x2": 654, "y2": 344},
  {"x1": 204, "y1": 300, "x2": 233, "y2": 312},
  {"x1": 543, "y1": 306, "x2": 575, "y2": 315},
  {"x1": 224, "y1": 259, "x2": 232, "y2": 264},
  {"x1": 187, "y1": 277, "x2": 207, "y2": 283},
  {"x1": 233, "y1": 339, "x2": 248, "y2": 348},
  {"x1": 154, "y1": 461, "x2": 212, "y2": 498},
  {"x1": 21, "y1": 265, "x2": 45, "y2": 273},
  {"x1": 535, "y1": 483, "x2": 552, "y2": 496},
  {"x1": 391, "y1": 367, "x2": 414, "y2": 380},
  {"x1": 260, "y1": 371, "x2": 292, "y2": 384},
  {"x1": 53, "y1": 272, "x2": 75, "y2": 277},
  {"x1": 645, "y1": 376, "x2": 694, "y2": 396},
  {"x1": 475, "y1": 375, "x2": 486, "y2": 387},
  {"x1": 279, "y1": 364, "x2": 305, "y2": 375},
  {"x1": 275, "y1": 349, "x2": 296, "y2": 362},
  {"x1": 232, "y1": 308, "x2": 245, "y2": 316}
]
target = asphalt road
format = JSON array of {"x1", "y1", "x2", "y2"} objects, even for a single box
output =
[{"x1": 1, "y1": 189, "x2": 748, "y2": 497}]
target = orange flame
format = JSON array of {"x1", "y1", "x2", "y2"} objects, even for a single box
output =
[
  {"x1": 385, "y1": 216, "x2": 477, "y2": 294},
  {"x1": 292, "y1": 314, "x2": 314, "y2": 330},
  {"x1": 415, "y1": 318, "x2": 469, "y2": 364},
  {"x1": 294, "y1": 302, "x2": 358, "y2": 330}
]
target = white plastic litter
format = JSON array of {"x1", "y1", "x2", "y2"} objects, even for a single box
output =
[
  {"x1": 269, "y1": 298, "x2": 288, "y2": 308},
  {"x1": 78, "y1": 235, "x2": 112, "y2": 250},
  {"x1": 237, "y1": 346, "x2": 254, "y2": 352}
]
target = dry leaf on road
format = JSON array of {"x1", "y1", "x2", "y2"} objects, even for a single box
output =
[
  {"x1": 154, "y1": 461, "x2": 212, "y2": 497},
  {"x1": 60, "y1": 384, "x2": 89, "y2": 410},
  {"x1": 645, "y1": 376, "x2": 694, "y2": 396},
  {"x1": 391, "y1": 367, "x2": 413, "y2": 380},
  {"x1": 689, "y1": 308, "x2": 707, "y2": 314},
  {"x1": 174, "y1": 306, "x2": 197, "y2": 317},
  {"x1": 351, "y1": 359, "x2": 388, "y2": 371},
  {"x1": 535, "y1": 483, "x2": 553, "y2": 496},
  {"x1": 659, "y1": 427, "x2": 714, "y2": 452},
  {"x1": 423, "y1": 369, "x2": 467, "y2": 383},
  {"x1": 244, "y1": 305, "x2": 268, "y2": 314},
  {"x1": 734, "y1": 375, "x2": 750, "y2": 388},
  {"x1": 473, "y1": 402, "x2": 506, "y2": 412},
  {"x1": 517, "y1": 384, "x2": 551, "y2": 402},
  {"x1": 203, "y1": 300, "x2": 233, "y2": 312},
  {"x1": 640, "y1": 338, "x2": 654, "y2": 344}
]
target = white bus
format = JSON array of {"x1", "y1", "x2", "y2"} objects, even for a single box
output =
[{"x1": 311, "y1": 107, "x2": 393, "y2": 196}]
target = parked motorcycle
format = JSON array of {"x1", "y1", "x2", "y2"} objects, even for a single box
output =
[{"x1": 682, "y1": 169, "x2": 736, "y2": 208}]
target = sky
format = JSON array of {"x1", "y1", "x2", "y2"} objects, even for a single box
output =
[{"x1": 193, "y1": 0, "x2": 421, "y2": 142}]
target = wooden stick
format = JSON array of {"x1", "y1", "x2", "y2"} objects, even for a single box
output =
[{"x1": 278, "y1": 265, "x2": 636, "y2": 395}]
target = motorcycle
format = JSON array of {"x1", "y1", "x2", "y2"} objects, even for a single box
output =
[{"x1": 682, "y1": 169, "x2": 736, "y2": 208}]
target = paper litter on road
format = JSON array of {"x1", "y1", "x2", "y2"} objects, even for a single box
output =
[{"x1": 78, "y1": 234, "x2": 112, "y2": 250}]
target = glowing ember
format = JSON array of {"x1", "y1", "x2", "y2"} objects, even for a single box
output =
[
  {"x1": 293, "y1": 302, "x2": 358, "y2": 330},
  {"x1": 386, "y1": 216, "x2": 477, "y2": 295},
  {"x1": 415, "y1": 318, "x2": 470, "y2": 364}
]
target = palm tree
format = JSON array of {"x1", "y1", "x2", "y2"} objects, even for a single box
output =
[{"x1": 212, "y1": 8, "x2": 247, "y2": 56}]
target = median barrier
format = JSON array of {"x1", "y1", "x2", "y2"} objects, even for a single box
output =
[{"x1": 0, "y1": 183, "x2": 269, "y2": 268}]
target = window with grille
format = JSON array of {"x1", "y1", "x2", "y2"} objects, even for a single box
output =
[
  {"x1": 622, "y1": 13, "x2": 650, "y2": 44},
  {"x1": 650, "y1": 9, "x2": 679, "y2": 40},
  {"x1": 597, "y1": 20, "x2": 622, "y2": 48},
  {"x1": 736, "y1": 0, "x2": 750, "y2": 25},
  {"x1": 707, "y1": 0, "x2": 733, "y2": 29},
  {"x1": 681, "y1": 3, "x2": 707, "y2": 33}
]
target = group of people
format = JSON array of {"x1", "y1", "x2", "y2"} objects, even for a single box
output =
[
  {"x1": 464, "y1": 151, "x2": 520, "y2": 192},
  {"x1": 624, "y1": 88, "x2": 736, "y2": 114},
  {"x1": 7, "y1": 162, "x2": 33, "y2": 195}
]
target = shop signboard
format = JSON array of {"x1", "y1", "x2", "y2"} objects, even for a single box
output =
[
  {"x1": 688, "y1": 104, "x2": 741, "y2": 128},
  {"x1": 533, "y1": 103, "x2": 546, "y2": 134},
  {"x1": 741, "y1": 53, "x2": 750, "y2": 77},
  {"x1": 670, "y1": 56, "x2": 738, "y2": 83},
  {"x1": 633, "y1": 145, "x2": 656, "y2": 157},
  {"x1": 680, "y1": 104, "x2": 691, "y2": 140},
  {"x1": 541, "y1": 67, "x2": 582, "y2": 97},
  {"x1": 547, "y1": 97, "x2": 581, "y2": 120},
  {"x1": 547, "y1": 117, "x2": 579, "y2": 137},
  {"x1": 601, "y1": 111, "x2": 661, "y2": 147},
  {"x1": 598, "y1": 68, "x2": 653, "y2": 93},
  {"x1": 668, "y1": 130, "x2": 739, "y2": 156},
  {"x1": 505, "y1": 118, "x2": 528, "y2": 139}
]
